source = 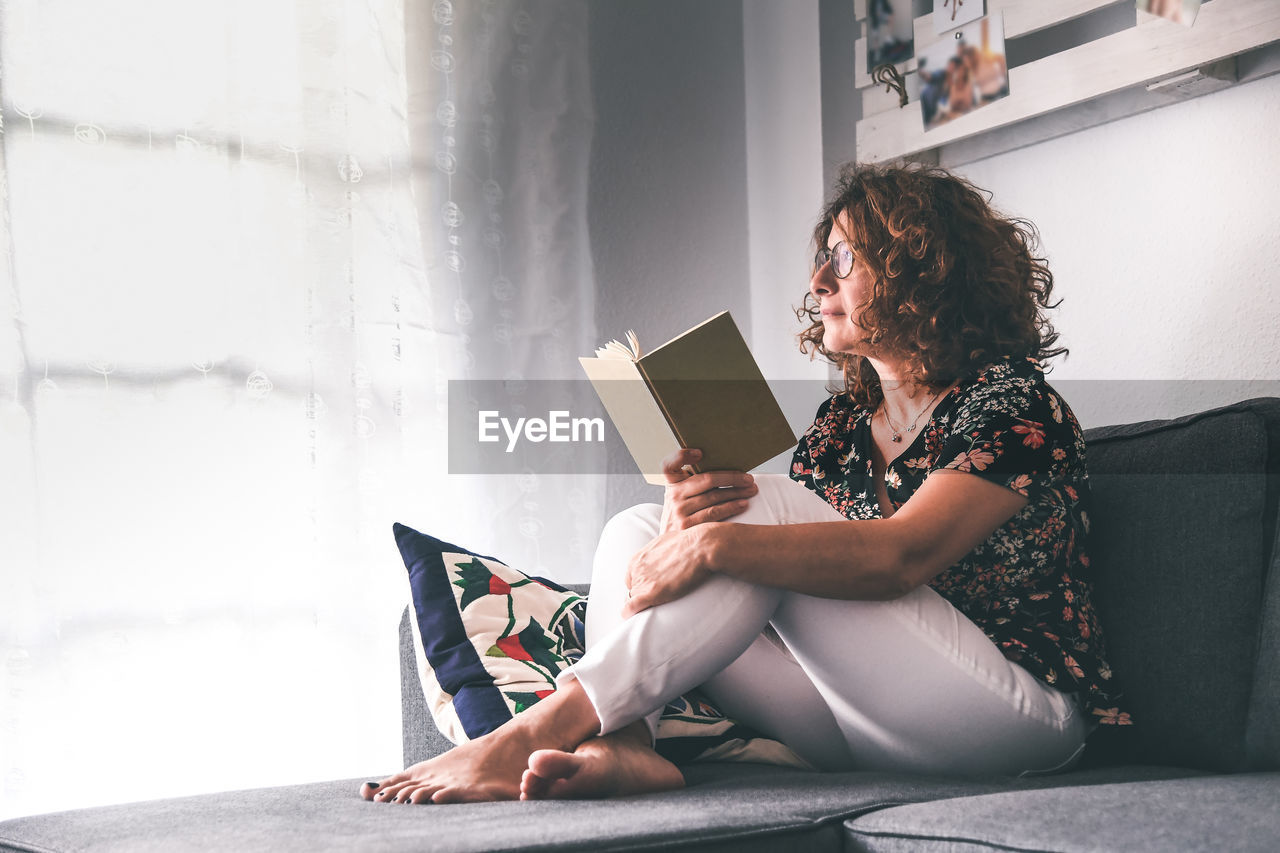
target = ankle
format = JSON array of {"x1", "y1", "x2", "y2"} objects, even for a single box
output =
[
  {"x1": 548, "y1": 678, "x2": 605, "y2": 749},
  {"x1": 507, "y1": 679, "x2": 602, "y2": 753},
  {"x1": 610, "y1": 721, "x2": 654, "y2": 749}
]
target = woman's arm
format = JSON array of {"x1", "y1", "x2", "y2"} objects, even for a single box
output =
[
  {"x1": 623, "y1": 469, "x2": 1026, "y2": 616},
  {"x1": 715, "y1": 470, "x2": 1026, "y2": 598}
]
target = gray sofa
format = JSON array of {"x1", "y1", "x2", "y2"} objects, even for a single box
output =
[{"x1": 3, "y1": 398, "x2": 1278, "y2": 852}]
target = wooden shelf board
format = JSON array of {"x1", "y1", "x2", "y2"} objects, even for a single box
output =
[
  {"x1": 856, "y1": 0, "x2": 1280, "y2": 164},
  {"x1": 856, "y1": 0, "x2": 1125, "y2": 89}
]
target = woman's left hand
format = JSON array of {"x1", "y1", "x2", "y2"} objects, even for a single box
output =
[{"x1": 622, "y1": 524, "x2": 721, "y2": 618}]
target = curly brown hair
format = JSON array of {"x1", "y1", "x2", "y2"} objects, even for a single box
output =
[{"x1": 797, "y1": 162, "x2": 1065, "y2": 407}]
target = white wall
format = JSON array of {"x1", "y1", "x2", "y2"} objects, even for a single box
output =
[
  {"x1": 588, "y1": 0, "x2": 831, "y2": 512},
  {"x1": 955, "y1": 73, "x2": 1280, "y2": 426},
  {"x1": 744, "y1": 0, "x2": 828, "y2": 385},
  {"x1": 743, "y1": 0, "x2": 833, "y2": 474}
]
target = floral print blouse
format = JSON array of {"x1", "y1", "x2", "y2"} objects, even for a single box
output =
[{"x1": 789, "y1": 357, "x2": 1132, "y2": 730}]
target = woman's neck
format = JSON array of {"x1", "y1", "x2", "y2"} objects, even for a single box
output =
[
  {"x1": 880, "y1": 381, "x2": 939, "y2": 422},
  {"x1": 868, "y1": 357, "x2": 951, "y2": 425}
]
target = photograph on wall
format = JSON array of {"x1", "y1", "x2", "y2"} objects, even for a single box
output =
[
  {"x1": 934, "y1": 0, "x2": 984, "y2": 33},
  {"x1": 918, "y1": 13, "x2": 1009, "y2": 132},
  {"x1": 867, "y1": 0, "x2": 914, "y2": 71},
  {"x1": 1136, "y1": 0, "x2": 1201, "y2": 26}
]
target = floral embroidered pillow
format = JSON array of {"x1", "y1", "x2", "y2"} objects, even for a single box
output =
[{"x1": 394, "y1": 523, "x2": 586, "y2": 743}]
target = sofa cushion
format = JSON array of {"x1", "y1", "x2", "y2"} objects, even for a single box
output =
[
  {"x1": 843, "y1": 771, "x2": 1280, "y2": 852},
  {"x1": 0, "y1": 765, "x2": 1206, "y2": 853},
  {"x1": 1083, "y1": 401, "x2": 1276, "y2": 771}
]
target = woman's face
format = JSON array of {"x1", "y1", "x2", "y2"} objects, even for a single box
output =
[{"x1": 810, "y1": 213, "x2": 875, "y2": 356}]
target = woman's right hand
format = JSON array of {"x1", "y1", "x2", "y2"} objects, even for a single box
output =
[{"x1": 658, "y1": 448, "x2": 758, "y2": 535}]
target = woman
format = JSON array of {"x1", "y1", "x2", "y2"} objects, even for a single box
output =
[{"x1": 361, "y1": 163, "x2": 1131, "y2": 805}]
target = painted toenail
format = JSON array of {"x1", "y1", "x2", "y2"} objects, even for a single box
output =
[{"x1": 365, "y1": 781, "x2": 380, "y2": 789}]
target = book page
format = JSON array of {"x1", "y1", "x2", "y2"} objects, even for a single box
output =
[
  {"x1": 578, "y1": 357, "x2": 681, "y2": 485},
  {"x1": 593, "y1": 329, "x2": 641, "y2": 360}
]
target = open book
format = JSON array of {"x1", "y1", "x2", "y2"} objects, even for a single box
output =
[{"x1": 579, "y1": 311, "x2": 796, "y2": 485}]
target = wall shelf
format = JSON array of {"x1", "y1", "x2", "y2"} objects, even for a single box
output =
[{"x1": 854, "y1": 0, "x2": 1280, "y2": 166}]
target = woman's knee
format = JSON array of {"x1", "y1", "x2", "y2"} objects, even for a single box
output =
[
  {"x1": 586, "y1": 503, "x2": 662, "y2": 645},
  {"x1": 599, "y1": 503, "x2": 661, "y2": 546},
  {"x1": 591, "y1": 503, "x2": 661, "y2": 582}
]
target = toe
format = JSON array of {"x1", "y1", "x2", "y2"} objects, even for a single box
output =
[
  {"x1": 527, "y1": 749, "x2": 582, "y2": 782},
  {"x1": 429, "y1": 786, "x2": 462, "y2": 805},
  {"x1": 362, "y1": 775, "x2": 407, "y2": 800},
  {"x1": 519, "y1": 768, "x2": 552, "y2": 801},
  {"x1": 402, "y1": 784, "x2": 441, "y2": 805},
  {"x1": 364, "y1": 771, "x2": 411, "y2": 801},
  {"x1": 375, "y1": 781, "x2": 413, "y2": 803},
  {"x1": 431, "y1": 785, "x2": 500, "y2": 805}
]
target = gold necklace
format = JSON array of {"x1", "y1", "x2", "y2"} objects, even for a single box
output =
[{"x1": 881, "y1": 386, "x2": 946, "y2": 443}]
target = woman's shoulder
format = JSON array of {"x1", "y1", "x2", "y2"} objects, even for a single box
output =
[
  {"x1": 800, "y1": 392, "x2": 872, "y2": 452},
  {"x1": 814, "y1": 389, "x2": 875, "y2": 420},
  {"x1": 946, "y1": 357, "x2": 1076, "y2": 435},
  {"x1": 806, "y1": 391, "x2": 869, "y2": 426},
  {"x1": 967, "y1": 356, "x2": 1046, "y2": 394},
  {"x1": 931, "y1": 357, "x2": 1087, "y2": 499},
  {"x1": 953, "y1": 357, "x2": 1053, "y2": 407}
]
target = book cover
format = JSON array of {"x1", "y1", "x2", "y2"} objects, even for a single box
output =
[{"x1": 580, "y1": 311, "x2": 796, "y2": 485}]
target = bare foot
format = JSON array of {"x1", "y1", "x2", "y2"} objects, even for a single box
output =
[
  {"x1": 360, "y1": 724, "x2": 540, "y2": 804},
  {"x1": 519, "y1": 733, "x2": 685, "y2": 800},
  {"x1": 359, "y1": 679, "x2": 601, "y2": 804}
]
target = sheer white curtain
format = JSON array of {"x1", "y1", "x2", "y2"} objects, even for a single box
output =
[
  {"x1": 402, "y1": 0, "x2": 602, "y2": 578},
  {"x1": 0, "y1": 0, "x2": 598, "y2": 818}
]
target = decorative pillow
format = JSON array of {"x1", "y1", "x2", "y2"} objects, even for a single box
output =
[
  {"x1": 652, "y1": 690, "x2": 811, "y2": 768},
  {"x1": 394, "y1": 522, "x2": 586, "y2": 742},
  {"x1": 394, "y1": 522, "x2": 811, "y2": 768}
]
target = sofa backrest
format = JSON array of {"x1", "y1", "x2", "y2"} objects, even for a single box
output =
[{"x1": 1083, "y1": 398, "x2": 1280, "y2": 772}]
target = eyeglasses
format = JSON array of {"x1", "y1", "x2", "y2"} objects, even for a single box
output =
[{"x1": 814, "y1": 241, "x2": 855, "y2": 279}]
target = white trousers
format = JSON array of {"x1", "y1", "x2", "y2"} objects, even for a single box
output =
[{"x1": 560, "y1": 474, "x2": 1087, "y2": 777}]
